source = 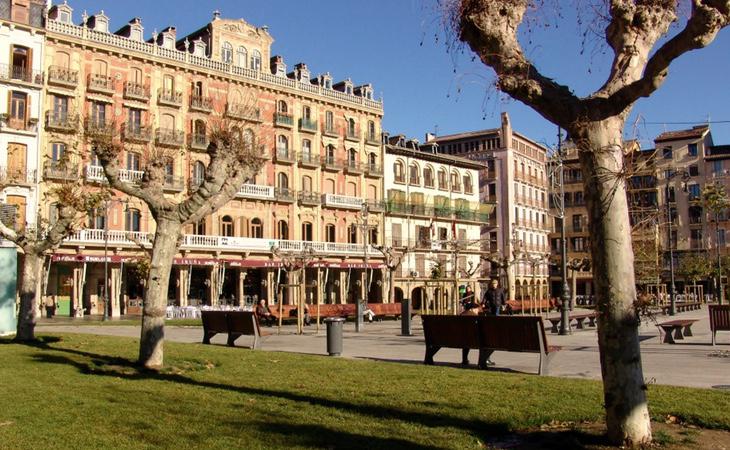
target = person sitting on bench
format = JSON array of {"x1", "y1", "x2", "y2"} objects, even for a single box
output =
[{"x1": 256, "y1": 299, "x2": 275, "y2": 326}]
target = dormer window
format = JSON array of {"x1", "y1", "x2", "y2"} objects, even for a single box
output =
[
  {"x1": 222, "y1": 42, "x2": 233, "y2": 64},
  {"x1": 237, "y1": 47, "x2": 248, "y2": 68},
  {"x1": 193, "y1": 39, "x2": 207, "y2": 57},
  {"x1": 325, "y1": 79, "x2": 332, "y2": 89},
  {"x1": 130, "y1": 27, "x2": 142, "y2": 41},
  {"x1": 162, "y1": 34, "x2": 174, "y2": 49},
  {"x1": 346, "y1": 85, "x2": 353, "y2": 95},
  {"x1": 60, "y1": 10, "x2": 71, "y2": 23},
  {"x1": 94, "y1": 14, "x2": 109, "y2": 33}
]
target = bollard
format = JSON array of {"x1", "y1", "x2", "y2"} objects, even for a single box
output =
[
  {"x1": 355, "y1": 300, "x2": 363, "y2": 333},
  {"x1": 324, "y1": 317, "x2": 345, "y2": 356},
  {"x1": 401, "y1": 298, "x2": 412, "y2": 336}
]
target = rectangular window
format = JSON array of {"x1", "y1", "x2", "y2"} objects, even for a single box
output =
[
  {"x1": 719, "y1": 229, "x2": 726, "y2": 246},
  {"x1": 128, "y1": 108, "x2": 142, "y2": 131},
  {"x1": 91, "y1": 102, "x2": 106, "y2": 126},
  {"x1": 688, "y1": 143, "x2": 698, "y2": 157},
  {"x1": 689, "y1": 165, "x2": 699, "y2": 176},
  {"x1": 662, "y1": 147, "x2": 673, "y2": 159},
  {"x1": 688, "y1": 184, "x2": 701, "y2": 200},
  {"x1": 127, "y1": 153, "x2": 140, "y2": 171},
  {"x1": 416, "y1": 225, "x2": 430, "y2": 248},
  {"x1": 391, "y1": 223, "x2": 402, "y2": 247},
  {"x1": 301, "y1": 222, "x2": 313, "y2": 241},
  {"x1": 572, "y1": 214, "x2": 582, "y2": 232},
  {"x1": 713, "y1": 161, "x2": 723, "y2": 175},
  {"x1": 9, "y1": 91, "x2": 27, "y2": 127},
  {"x1": 690, "y1": 229, "x2": 703, "y2": 249}
]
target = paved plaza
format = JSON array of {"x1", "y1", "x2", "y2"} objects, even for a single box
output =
[{"x1": 38, "y1": 307, "x2": 729, "y2": 389}]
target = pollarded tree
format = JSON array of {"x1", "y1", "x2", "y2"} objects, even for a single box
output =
[
  {"x1": 448, "y1": 1, "x2": 730, "y2": 446},
  {"x1": 87, "y1": 115, "x2": 266, "y2": 369},
  {"x1": 0, "y1": 182, "x2": 105, "y2": 341}
]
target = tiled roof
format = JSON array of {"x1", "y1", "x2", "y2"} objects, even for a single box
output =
[
  {"x1": 654, "y1": 125, "x2": 709, "y2": 143},
  {"x1": 426, "y1": 128, "x2": 501, "y2": 143}
]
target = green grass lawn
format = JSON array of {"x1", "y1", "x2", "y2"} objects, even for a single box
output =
[{"x1": 0, "y1": 334, "x2": 728, "y2": 449}]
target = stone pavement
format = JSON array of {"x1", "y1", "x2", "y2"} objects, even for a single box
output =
[{"x1": 37, "y1": 306, "x2": 730, "y2": 389}]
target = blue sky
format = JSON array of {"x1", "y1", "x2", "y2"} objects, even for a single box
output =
[{"x1": 60, "y1": 1, "x2": 730, "y2": 150}]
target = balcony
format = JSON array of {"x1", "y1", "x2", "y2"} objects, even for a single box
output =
[
  {"x1": 345, "y1": 160, "x2": 362, "y2": 175},
  {"x1": 434, "y1": 206, "x2": 452, "y2": 218},
  {"x1": 86, "y1": 165, "x2": 145, "y2": 184},
  {"x1": 45, "y1": 112, "x2": 78, "y2": 133},
  {"x1": 364, "y1": 163, "x2": 383, "y2": 178},
  {"x1": 43, "y1": 161, "x2": 78, "y2": 181},
  {"x1": 298, "y1": 191, "x2": 321, "y2": 206},
  {"x1": 236, "y1": 184, "x2": 275, "y2": 201},
  {"x1": 365, "y1": 133, "x2": 380, "y2": 146},
  {"x1": 85, "y1": 165, "x2": 105, "y2": 183},
  {"x1": 0, "y1": 64, "x2": 43, "y2": 86},
  {"x1": 323, "y1": 126, "x2": 339, "y2": 138},
  {"x1": 155, "y1": 128, "x2": 185, "y2": 147},
  {"x1": 188, "y1": 133, "x2": 209, "y2": 151},
  {"x1": 47, "y1": 66, "x2": 78, "y2": 88},
  {"x1": 118, "y1": 168, "x2": 144, "y2": 184},
  {"x1": 298, "y1": 152, "x2": 320, "y2": 168},
  {"x1": 0, "y1": 115, "x2": 38, "y2": 133},
  {"x1": 0, "y1": 166, "x2": 35, "y2": 186},
  {"x1": 345, "y1": 129, "x2": 360, "y2": 142},
  {"x1": 158, "y1": 89, "x2": 183, "y2": 108},
  {"x1": 366, "y1": 200, "x2": 385, "y2": 213},
  {"x1": 123, "y1": 82, "x2": 150, "y2": 102},
  {"x1": 322, "y1": 156, "x2": 343, "y2": 172},
  {"x1": 225, "y1": 103, "x2": 261, "y2": 122},
  {"x1": 84, "y1": 118, "x2": 114, "y2": 137},
  {"x1": 179, "y1": 235, "x2": 377, "y2": 256},
  {"x1": 274, "y1": 112, "x2": 294, "y2": 127},
  {"x1": 322, "y1": 193, "x2": 364, "y2": 210},
  {"x1": 122, "y1": 124, "x2": 152, "y2": 143},
  {"x1": 190, "y1": 95, "x2": 213, "y2": 113},
  {"x1": 275, "y1": 148, "x2": 296, "y2": 164},
  {"x1": 87, "y1": 74, "x2": 115, "y2": 95},
  {"x1": 274, "y1": 187, "x2": 296, "y2": 203},
  {"x1": 164, "y1": 175, "x2": 185, "y2": 192},
  {"x1": 299, "y1": 118, "x2": 317, "y2": 133}
]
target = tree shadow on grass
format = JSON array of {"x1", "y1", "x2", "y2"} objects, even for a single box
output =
[{"x1": 17, "y1": 338, "x2": 612, "y2": 449}]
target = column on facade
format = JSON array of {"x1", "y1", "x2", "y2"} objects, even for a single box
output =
[
  {"x1": 110, "y1": 266, "x2": 122, "y2": 317},
  {"x1": 208, "y1": 265, "x2": 218, "y2": 306},
  {"x1": 72, "y1": 265, "x2": 84, "y2": 317},
  {"x1": 339, "y1": 270, "x2": 347, "y2": 304},
  {"x1": 237, "y1": 270, "x2": 246, "y2": 307},
  {"x1": 177, "y1": 266, "x2": 189, "y2": 307}
]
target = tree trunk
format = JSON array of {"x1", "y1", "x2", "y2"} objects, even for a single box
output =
[
  {"x1": 138, "y1": 218, "x2": 181, "y2": 368},
  {"x1": 576, "y1": 118, "x2": 651, "y2": 446},
  {"x1": 388, "y1": 269, "x2": 395, "y2": 304},
  {"x1": 15, "y1": 252, "x2": 43, "y2": 341}
]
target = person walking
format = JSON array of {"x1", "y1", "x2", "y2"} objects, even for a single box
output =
[{"x1": 482, "y1": 279, "x2": 506, "y2": 316}]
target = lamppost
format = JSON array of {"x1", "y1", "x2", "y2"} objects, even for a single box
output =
[
  {"x1": 102, "y1": 197, "x2": 129, "y2": 322},
  {"x1": 665, "y1": 170, "x2": 690, "y2": 316},
  {"x1": 357, "y1": 202, "x2": 370, "y2": 332}
]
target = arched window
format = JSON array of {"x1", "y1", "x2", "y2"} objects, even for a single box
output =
[
  {"x1": 221, "y1": 215, "x2": 234, "y2": 237},
  {"x1": 347, "y1": 118, "x2": 356, "y2": 137},
  {"x1": 393, "y1": 161, "x2": 404, "y2": 183},
  {"x1": 325, "y1": 178, "x2": 335, "y2": 194},
  {"x1": 131, "y1": 67, "x2": 143, "y2": 84},
  {"x1": 438, "y1": 168, "x2": 448, "y2": 189},
  {"x1": 251, "y1": 50, "x2": 262, "y2": 71},
  {"x1": 277, "y1": 100, "x2": 288, "y2": 114},
  {"x1": 236, "y1": 46, "x2": 248, "y2": 67},
  {"x1": 193, "y1": 119, "x2": 206, "y2": 137},
  {"x1": 125, "y1": 209, "x2": 141, "y2": 232},
  {"x1": 277, "y1": 172, "x2": 289, "y2": 189},
  {"x1": 348, "y1": 224, "x2": 358, "y2": 243},
  {"x1": 302, "y1": 105, "x2": 311, "y2": 121},
  {"x1": 251, "y1": 218, "x2": 263, "y2": 239},
  {"x1": 367, "y1": 120, "x2": 376, "y2": 141},
  {"x1": 277, "y1": 220, "x2": 289, "y2": 240},
  {"x1": 302, "y1": 139, "x2": 312, "y2": 156},
  {"x1": 409, "y1": 163, "x2": 420, "y2": 185},
  {"x1": 93, "y1": 59, "x2": 108, "y2": 76},
  {"x1": 326, "y1": 144, "x2": 336, "y2": 164},
  {"x1": 301, "y1": 222, "x2": 313, "y2": 241},
  {"x1": 325, "y1": 111, "x2": 334, "y2": 133},
  {"x1": 221, "y1": 42, "x2": 233, "y2": 64},
  {"x1": 192, "y1": 161, "x2": 205, "y2": 187},
  {"x1": 161, "y1": 113, "x2": 175, "y2": 130},
  {"x1": 451, "y1": 170, "x2": 461, "y2": 191},
  {"x1": 368, "y1": 152, "x2": 377, "y2": 166},
  {"x1": 347, "y1": 181, "x2": 357, "y2": 197},
  {"x1": 277, "y1": 135, "x2": 289, "y2": 157},
  {"x1": 423, "y1": 166, "x2": 434, "y2": 187},
  {"x1": 325, "y1": 224, "x2": 336, "y2": 243},
  {"x1": 163, "y1": 74, "x2": 174, "y2": 94},
  {"x1": 348, "y1": 148, "x2": 358, "y2": 166},
  {"x1": 463, "y1": 173, "x2": 473, "y2": 194}
]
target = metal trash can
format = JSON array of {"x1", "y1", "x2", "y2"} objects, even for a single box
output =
[
  {"x1": 324, "y1": 317, "x2": 345, "y2": 356},
  {"x1": 401, "y1": 299, "x2": 412, "y2": 336}
]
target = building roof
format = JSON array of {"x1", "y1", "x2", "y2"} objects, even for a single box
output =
[
  {"x1": 385, "y1": 144, "x2": 485, "y2": 170},
  {"x1": 706, "y1": 145, "x2": 730, "y2": 160},
  {"x1": 654, "y1": 125, "x2": 710, "y2": 143},
  {"x1": 426, "y1": 128, "x2": 501, "y2": 143}
]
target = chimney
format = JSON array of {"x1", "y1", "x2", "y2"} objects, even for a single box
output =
[{"x1": 425, "y1": 132, "x2": 436, "y2": 143}]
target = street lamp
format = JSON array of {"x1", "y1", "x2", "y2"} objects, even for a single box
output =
[
  {"x1": 665, "y1": 170, "x2": 690, "y2": 316},
  {"x1": 102, "y1": 197, "x2": 129, "y2": 322},
  {"x1": 357, "y1": 202, "x2": 370, "y2": 332}
]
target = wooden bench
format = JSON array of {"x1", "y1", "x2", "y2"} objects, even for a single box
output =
[
  {"x1": 710, "y1": 304, "x2": 730, "y2": 345},
  {"x1": 656, "y1": 319, "x2": 698, "y2": 344},
  {"x1": 368, "y1": 303, "x2": 402, "y2": 320},
  {"x1": 546, "y1": 312, "x2": 598, "y2": 333},
  {"x1": 660, "y1": 302, "x2": 702, "y2": 314},
  {"x1": 201, "y1": 311, "x2": 268, "y2": 349},
  {"x1": 507, "y1": 299, "x2": 557, "y2": 314},
  {"x1": 422, "y1": 315, "x2": 560, "y2": 375}
]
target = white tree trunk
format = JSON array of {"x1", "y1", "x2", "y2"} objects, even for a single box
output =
[
  {"x1": 576, "y1": 118, "x2": 651, "y2": 445},
  {"x1": 138, "y1": 218, "x2": 181, "y2": 368},
  {"x1": 15, "y1": 252, "x2": 43, "y2": 341}
]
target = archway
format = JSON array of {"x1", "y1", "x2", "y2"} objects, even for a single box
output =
[{"x1": 411, "y1": 287, "x2": 424, "y2": 311}]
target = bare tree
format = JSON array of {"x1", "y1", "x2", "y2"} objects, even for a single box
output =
[
  {"x1": 0, "y1": 182, "x2": 104, "y2": 341},
  {"x1": 374, "y1": 245, "x2": 411, "y2": 303},
  {"x1": 448, "y1": 1, "x2": 730, "y2": 445},
  {"x1": 87, "y1": 113, "x2": 265, "y2": 368}
]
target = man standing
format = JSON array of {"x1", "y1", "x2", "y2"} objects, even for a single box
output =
[{"x1": 482, "y1": 279, "x2": 506, "y2": 316}]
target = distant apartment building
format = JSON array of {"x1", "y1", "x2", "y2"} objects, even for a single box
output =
[
  {"x1": 425, "y1": 113, "x2": 551, "y2": 301},
  {"x1": 0, "y1": 0, "x2": 46, "y2": 240},
  {"x1": 40, "y1": 3, "x2": 385, "y2": 316},
  {"x1": 382, "y1": 135, "x2": 490, "y2": 310}
]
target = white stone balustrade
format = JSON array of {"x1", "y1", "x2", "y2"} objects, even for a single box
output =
[
  {"x1": 236, "y1": 184, "x2": 275, "y2": 200},
  {"x1": 322, "y1": 193, "x2": 365, "y2": 209}
]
